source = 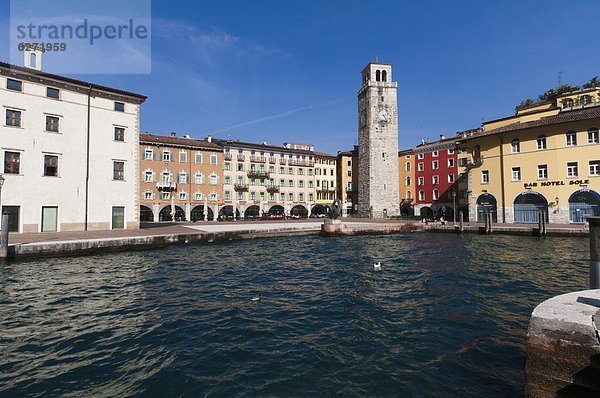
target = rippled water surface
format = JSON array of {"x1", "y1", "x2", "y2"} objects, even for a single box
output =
[{"x1": 0, "y1": 233, "x2": 589, "y2": 397}]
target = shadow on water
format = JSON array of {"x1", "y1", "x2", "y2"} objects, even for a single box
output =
[{"x1": 0, "y1": 233, "x2": 589, "y2": 397}]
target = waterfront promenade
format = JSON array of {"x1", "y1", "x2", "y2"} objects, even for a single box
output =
[{"x1": 1, "y1": 218, "x2": 591, "y2": 260}]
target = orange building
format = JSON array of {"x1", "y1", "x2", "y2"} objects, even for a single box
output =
[
  {"x1": 398, "y1": 149, "x2": 415, "y2": 216},
  {"x1": 139, "y1": 133, "x2": 223, "y2": 221}
]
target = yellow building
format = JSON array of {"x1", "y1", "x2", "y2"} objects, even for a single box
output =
[
  {"x1": 337, "y1": 151, "x2": 354, "y2": 216},
  {"x1": 314, "y1": 152, "x2": 337, "y2": 209},
  {"x1": 458, "y1": 88, "x2": 600, "y2": 224},
  {"x1": 398, "y1": 149, "x2": 415, "y2": 216}
]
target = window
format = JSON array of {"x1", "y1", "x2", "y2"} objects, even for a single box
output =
[
  {"x1": 405, "y1": 176, "x2": 411, "y2": 186},
  {"x1": 418, "y1": 177, "x2": 424, "y2": 186},
  {"x1": 432, "y1": 175, "x2": 439, "y2": 184},
  {"x1": 308, "y1": 169, "x2": 313, "y2": 176},
  {"x1": 144, "y1": 170, "x2": 153, "y2": 182},
  {"x1": 179, "y1": 151, "x2": 187, "y2": 163},
  {"x1": 179, "y1": 192, "x2": 187, "y2": 200},
  {"x1": 347, "y1": 170, "x2": 351, "y2": 177},
  {"x1": 47, "y1": 87, "x2": 60, "y2": 99},
  {"x1": 288, "y1": 193, "x2": 294, "y2": 201},
  {"x1": 299, "y1": 168, "x2": 304, "y2": 175},
  {"x1": 161, "y1": 192, "x2": 170, "y2": 200},
  {"x1": 347, "y1": 160, "x2": 351, "y2": 166},
  {"x1": 288, "y1": 167, "x2": 293, "y2": 174},
  {"x1": 433, "y1": 189, "x2": 439, "y2": 200},
  {"x1": 113, "y1": 161, "x2": 125, "y2": 180},
  {"x1": 44, "y1": 155, "x2": 58, "y2": 176},
  {"x1": 195, "y1": 153, "x2": 203, "y2": 164},
  {"x1": 209, "y1": 174, "x2": 218, "y2": 185},
  {"x1": 447, "y1": 148, "x2": 455, "y2": 154},
  {"x1": 224, "y1": 176, "x2": 231, "y2": 185},
  {"x1": 418, "y1": 191, "x2": 425, "y2": 201},
  {"x1": 512, "y1": 167, "x2": 521, "y2": 181},
  {"x1": 224, "y1": 162, "x2": 231, "y2": 171},
  {"x1": 209, "y1": 154, "x2": 218, "y2": 165},
  {"x1": 144, "y1": 191, "x2": 153, "y2": 200},
  {"x1": 4, "y1": 151, "x2": 20, "y2": 174},
  {"x1": 432, "y1": 151, "x2": 438, "y2": 157},
  {"x1": 45, "y1": 116, "x2": 59, "y2": 132},
  {"x1": 432, "y1": 160, "x2": 439, "y2": 169},
  {"x1": 589, "y1": 128, "x2": 599, "y2": 144},
  {"x1": 590, "y1": 160, "x2": 600, "y2": 176},
  {"x1": 417, "y1": 153, "x2": 424, "y2": 159},
  {"x1": 6, "y1": 110, "x2": 21, "y2": 127},
  {"x1": 237, "y1": 163, "x2": 244, "y2": 172},
  {"x1": 114, "y1": 127, "x2": 125, "y2": 141},
  {"x1": 537, "y1": 164, "x2": 548, "y2": 180},
  {"x1": 162, "y1": 151, "x2": 171, "y2": 161},
  {"x1": 288, "y1": 180, "x2": 294, "y2": 187},
  {"x1": 537, "y1": 135, "x2": 547, "y2": 150},
  {"x1": 448, "y1": 158, "x2": 454, "y2": 168},
  {"x1": 566, "y1": 131, "x2": 577, "y2": 146},
  {"x1": 178, "y1": 172, "x2": 187, "y2": 183},
  {"x1": 448, "y1": 174, "x2": 455, "y2": 183},
  {"x1": 7, "y1": 79, "x2": 22, "y2": 91},
  {"x1": 299, "y1": 193, "x2": 304, "y2": 201},
  {"x1": 511, "y1": 139, "x2": 520, "y2": 153},
  {"x1": 144, "y1": 149, "x2": 153, "y2": 160},
  {"x1": 224, "y1": 191, "x2": 231, "y2": 200},
  {"x1": 114, "y1": 102, "x2": 125, "y2": 112},
  {"x1": 418, "y1": 162, "x2": 424, "y2": 171},
  {"x1": 566, "y1": 162, "x2": 578, "y2": 178},
  {"x1": 308, "y1": 180, "x2": 314, "y2": 188},
  {"x1": 195, "y1": 192, "x2": 203, "y2": 201},
  {"x1": 481, "y1": 170, "x2": 489, "y2": 184},
  {"x1": 458, "y1": 158, "x2": 467, "y2": 167},
  {"x1": 299, "y1": 180, "x2": 304, "y2": 188},
  {"x1": 405, "y1": 162, "x2": 411, "y2": 172},
  {"x1": 237, "y1": 191, "x2": 244, "y2": 200},
  {"x1": 309, "y1": 193, "x2": 314, "y2": 201}
]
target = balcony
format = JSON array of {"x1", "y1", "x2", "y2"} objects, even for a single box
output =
[
  {"x1": 247, "y1": 170, "x2": 270, "y2": 179},
  {"x1": 237, "y1": 155, "x2": 246, "y2": 162},
  {"x1": 268, "y1": 157, "x2": 276, "y2": 164},
  {"x1": 279, "y1": 159, "x2": 287, "y2": 165},
  {"x1": 234, "y1": 183, "x2": 249, "y2": 191},
  {"x1": 266, "y1": 184, "x2": 280, "y2": 193},
  {"x1": 289, "y1": 159, "x2": 314, "y2": 167},
  {"x1": 465, "y1": 156, "x2": 484, "y2": 168},
  {"x1": 250, "y1": 156, "x2": 266, "y2": 163},
  {"x1": 224, "y1": 153, "x2": 232, "y2": 161},
  {"x1": 156, "y1": 181, "x2": 177, "y2": 191}
]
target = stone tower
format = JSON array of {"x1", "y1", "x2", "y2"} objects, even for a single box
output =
[{"x1": 357, "y1": 62, "x2": 400, "y2": 218}]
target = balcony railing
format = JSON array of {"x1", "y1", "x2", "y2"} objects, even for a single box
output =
[
  {"x1": 250, "y1": 156, "x2": 266, "y2": 163},
  {"x1": 237, "y1": 155, "x2": 246, "y2": 161},
  {"x1": 234, "y1": 183, "x2": 249, "y2": 191},
  {"x1": 266, "y1": 184, "x2": 280, "y2": 192},
  {"x1": 279, "y1": 159, "x2": 287, "y2": 165},
  {"x1": 289, "y1": 159, "x2": 315, "y2": 167},
  {"x1": 223, "y1": 153, "x2": 232, "y2": 161},
  {"x1": 247, "y1": 170, "x2": 270, "y2": 179},
  {"x1": 268, "y1": 157, "x2": 276, "y2": 164},
  {"x1": 156, "y1": 181, "x2": 177, "y2": 191},
  {"x1": 466, "y1": 156, "x2": 484, "y2": 168}
]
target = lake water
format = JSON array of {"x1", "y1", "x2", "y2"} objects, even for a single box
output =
[{"x1": 0, "y1": 233, "x2": 589, "y2": 397}]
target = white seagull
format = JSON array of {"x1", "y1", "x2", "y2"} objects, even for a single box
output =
[{"x1": 373, "y1": 262, "x2": 382, "y2": 271}]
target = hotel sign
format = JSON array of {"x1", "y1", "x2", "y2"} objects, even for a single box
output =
[{"x1": 524, "y1": 179, "x2": 590, "y2": 188}]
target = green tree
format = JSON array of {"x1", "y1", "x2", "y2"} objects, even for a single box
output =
[
  {"x1": 538, "y1": 84, "x2": 580, "y2": 102},
  {"x1": 582, "y1": 76, "x2": 600, "y2": 89}
]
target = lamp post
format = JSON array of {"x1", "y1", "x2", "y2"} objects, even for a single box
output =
[
  {"x1": 451, "y1": 189, "x2": 457, "y2": 225},
  {"x1": 0, "y1": 173, "x2": 5, "y2": 211}
]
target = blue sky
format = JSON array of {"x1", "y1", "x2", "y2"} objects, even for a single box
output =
[{"x1": 1, "y1": 0, "x2": 599, "y2": 153}]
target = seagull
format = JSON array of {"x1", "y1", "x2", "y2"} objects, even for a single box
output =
[
  {"x1": 373, "y1": 262, "x2": 382, "y2": 271},
  {"x1": 250, "y1": 297, "x2": 261, "y2": 302}
]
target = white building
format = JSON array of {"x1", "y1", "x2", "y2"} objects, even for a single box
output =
[
  {"x1": 213, "y1": 138, "x2": 316, "y2": 219},
  {"x1": 0, "y1": 58, "x2": 147, "y2": 232}
]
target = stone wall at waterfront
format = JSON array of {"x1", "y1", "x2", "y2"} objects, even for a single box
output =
[{"x1": 526, "y1": 290, "x2": 600, "y2": 397}]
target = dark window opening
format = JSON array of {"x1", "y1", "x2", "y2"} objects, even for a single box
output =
[
  {"x1": 114, "y1": 102, "x2": 125, "y2": 112},
  {"x1": 4, "y1": 151, "x2": 20, "y2": 174},
  {"x1": 7, "y1": 79, "x2": 22, "y2": 91},
  {"x1": 44, "y1": 155, "x2": 58, "y2": 176},
  {"x1": 47, "y1": 87, "x2": 60, "y2": 99}
]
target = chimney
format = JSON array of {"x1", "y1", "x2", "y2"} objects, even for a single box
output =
[
  {"x1": 440, "y1": 134, "x2": 446, "y2": 140},
  {"x1": 207, "y1": 135, "x2": 212, "y2": 143},
  {"x1": 170, "y1": 132, "x2": 177, "y2": 137}
]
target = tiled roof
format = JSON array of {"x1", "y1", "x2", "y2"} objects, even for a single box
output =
[
  {"x1": 0, "y1": 61, "x2": 147, "y2": 102},
  {"x1": 314, "y1": 151, "x2": 336, "y2": 158},
  {"x1": 140, "y1": 133, "x2": 222, "y2": 150},
  {"x1": 474, "y1": 105, "x2": 600, "y2": 138},
  {"x1": 212, "y1": 138, "x2": 315, "y2": 155},
  {"x1": 337, "y1": 150, "x2": 354, "y2": 157}
]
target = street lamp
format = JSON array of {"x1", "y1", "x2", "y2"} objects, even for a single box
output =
[{"x1": 451, "y1": 189, "x2": 457, "y2": 225}]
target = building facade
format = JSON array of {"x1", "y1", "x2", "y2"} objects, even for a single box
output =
[
  {"x1": 214, "y1": 138, "x2": 316, "y2": 219},
  {"x1": 0, "y1": 60, "x2": 146, "y2": 232},
  {"x1": 458, "y1": 88, "x2": 600, "y2": 224},
  {"x1": 138, "y1": 133, "x2": 223, "y2": 222},
  {"x1": 398, "y1": 149, "x2": 415, "y2": 217},
  {"x1": 314, "y1": 152, "x2": 337, "y2": 211},
  {"x1": 357, "y1": 62, "x2": 400, "y2": 217},
  {"x1": 337, "y1": 150, "x2": 354, "y2": 216},
  {"x1": 413, "y1": 135, "x2": 459, "y2": 221}
]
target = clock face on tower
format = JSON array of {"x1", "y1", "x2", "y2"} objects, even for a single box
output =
[{"x1": 377, "y1": 110, "x2": 389, "y2": 124}]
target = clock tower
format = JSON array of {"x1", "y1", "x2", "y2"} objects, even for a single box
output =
[{"x1": 357, "y1": 62, "x2": 400, "y2": 218}]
